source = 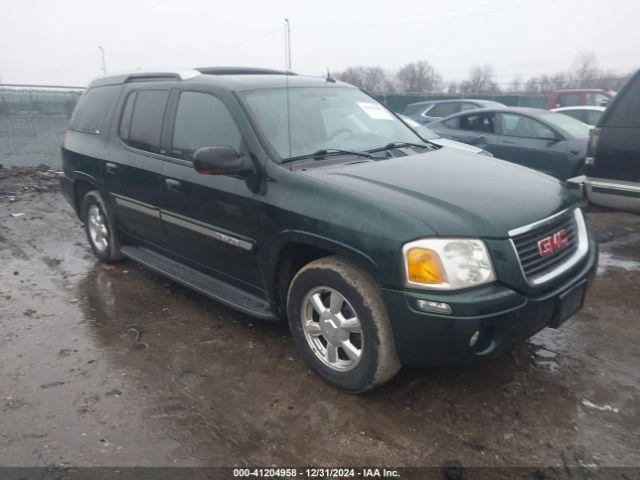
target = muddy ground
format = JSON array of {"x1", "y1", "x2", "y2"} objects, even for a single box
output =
[{"x1": 0, "y1": 169, "x2": 639, "y2": 470}]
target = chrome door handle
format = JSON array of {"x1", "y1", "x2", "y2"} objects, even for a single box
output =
[{"x1": 105, "y1": 162, "x2": 118, "y2": 174}]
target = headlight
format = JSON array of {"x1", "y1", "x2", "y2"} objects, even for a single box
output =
[{"x1": 403, "y1": 238, "x2": 496, "y2": 290}]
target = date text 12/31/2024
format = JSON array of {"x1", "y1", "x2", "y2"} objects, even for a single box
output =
[{"x1": 233, "y1": 468, "x2": 401, "y2": 478}]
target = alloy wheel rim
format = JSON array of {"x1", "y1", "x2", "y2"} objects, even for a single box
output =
[
  {"x1": 87, "y1": 204, "x2": 109, "y2": 252},
  {"x1": 301, "y1": 286, "x2": 363, "y2": 372}
]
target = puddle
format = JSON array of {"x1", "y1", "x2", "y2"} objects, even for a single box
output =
[
  {"x1": 597, "y1": 251, "x2": 640, "y2": 274},
  {"x1": 597, "y1": 232, "x2": 640, "y2": 275}
]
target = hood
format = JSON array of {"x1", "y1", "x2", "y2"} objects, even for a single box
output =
[
  {"x1": 302, "y1": 148, "x2": 577, "y2": 238},
  {"x1": 429, "y1": 138, "x2": 484, "y2": 154}
]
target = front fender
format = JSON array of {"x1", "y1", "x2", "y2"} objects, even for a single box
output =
[{"x1": 279, "y1": 229, "x2": 378, "y2": 275}]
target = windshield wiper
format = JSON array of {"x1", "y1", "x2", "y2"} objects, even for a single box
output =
[
  {"x1": 282, "y1": 148, "x2": 374, "y2": 164},
  {"x1": 369, "y1": 141, "x2": 430, "y2": 152}
]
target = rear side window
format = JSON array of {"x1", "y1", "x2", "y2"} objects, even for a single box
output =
[
  {"x1": 69, "y1": 85, "x2": 120, "y2": 134},
  {"x1": 500, "y1": 113, "x2": 555, "y2": 139},
  {"x1": 171, "y1": 91, "x2": 242, "y2": 160},
  {"x1": 459, "y1": 102, "x2": 478, "y2": 112},
  {"x1": 559, "y1": 109, "x2": 585, "y2": 122},
  {"x1": 585, "y1": 110, "x2": 603, "y2": 125},
  {"x1": 601, "y1": 77, "x2": 640, "y2": 128},
  {"x1": 459, "y1": 113, "x2": 495, "y2": 133},
  {"x1": 403, "y1": 103, "x2": 428, "y2": 116},
  {"x1": 556, "y1": 93, "x2": 581, "y2": 107},
  {"x1": 442, "y1": 117, "x2": 460, "y2": 129},
  {"x1": 586, "y1": 92, "x2": 609, "y2": 106},
  {"x1": 126, "y1": 90, "x2": 169, "y2": 153},
  {"x1": 429, "y1": 102, "x2": 458, "y2": 117}
]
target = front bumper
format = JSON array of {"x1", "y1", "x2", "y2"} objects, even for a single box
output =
[{"x1": 382, "y1": 237, "x2": 598, "y2": 367}]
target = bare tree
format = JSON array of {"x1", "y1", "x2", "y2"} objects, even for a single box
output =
[
  {"x1": 599, "y1": 70, "x2": 633, "y2": 91},
  {"x1": 570, "y1": 52, "x2": 601, "y2": 88},
  {"x1": 524, "y1": 73, "x2": 570, "y2": 93},
  {"x1": 335, "y1": 52, "x2": 629, "y2": 97},
  {"x1": 395, "y1": 61, "x2": 443, "y2": 94},
  {"x1": 508, "y1": 74, "x2": 523, "y2": 93},
  {"x1": 334, "y1": 66, "x2": 391, "y2": 93},
  {"x1": 460, "y1": 64, "x2": 500, "y2": 94}
]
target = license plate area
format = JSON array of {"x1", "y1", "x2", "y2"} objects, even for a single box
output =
[{"x1": 549, "y1": 280, "x2": 587, "y2": 328}]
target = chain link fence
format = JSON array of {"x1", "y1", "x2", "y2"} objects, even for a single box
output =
[
  {"x1": 0, "y1": 82, "x2": 622, "y2": 168},
  {"x1": 0, "y1": 85, "x2": 84, "y2": 168}
]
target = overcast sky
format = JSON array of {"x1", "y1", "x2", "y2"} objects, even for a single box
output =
[{"x1": 1, "y1": 0, "x2": 639, "y2": 86}]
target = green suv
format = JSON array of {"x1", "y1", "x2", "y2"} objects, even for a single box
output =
[{"x1": 60, "y1": 67, "x2": 598, "y2": 392}]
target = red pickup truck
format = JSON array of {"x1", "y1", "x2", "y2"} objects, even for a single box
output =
[{"x1": 547, "y1": 89, "x2": 615, "y2": 109}]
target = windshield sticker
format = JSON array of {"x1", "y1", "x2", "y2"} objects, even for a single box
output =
[{"x1": 357, "y1": 102, "x2": 394, "y2": 120}]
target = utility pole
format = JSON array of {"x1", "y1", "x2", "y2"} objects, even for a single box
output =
[
  {"x1": 98, "y1": 46, "x2": 107, "y2": 75},
  {"x1": 284, "y1": 19, "x2": 292, "y2": 71}
]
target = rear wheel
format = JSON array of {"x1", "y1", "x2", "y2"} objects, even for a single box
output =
[
  {"x1": 81, "y1": 190, "x2": 123, "y2": 262},
  {"x1": 287, "y1": 256, "x2": 400, "y2": 393}
]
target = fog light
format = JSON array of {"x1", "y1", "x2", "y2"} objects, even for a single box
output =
[
  {"x1": 469, "y1": 330, "x2": 480, "y2": 347},
  {"x1": 416, "y1": 299, "x2": 452, "y2": 315}
]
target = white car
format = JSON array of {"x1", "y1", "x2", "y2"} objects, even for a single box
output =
[
  {"x1": 551, "y1": 106, "x2": 606, "y2": 127},
  {"x1": 400, "y1": 115, "x2": 493, "y2": 156}
]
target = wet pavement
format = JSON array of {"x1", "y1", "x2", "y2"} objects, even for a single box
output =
[{"x1": 1, "y1": 185, "x2": 639, "y2": 469}]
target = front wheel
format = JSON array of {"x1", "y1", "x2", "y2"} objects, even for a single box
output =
[{"x1": 287, "y1": 256, "x2": 400, "y2": 393}]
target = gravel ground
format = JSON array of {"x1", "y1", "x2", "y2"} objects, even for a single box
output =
[{"x1": 0, "y1": 169, "x2": 639, "y2": 474}]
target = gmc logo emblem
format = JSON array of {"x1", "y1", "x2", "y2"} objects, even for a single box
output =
[{"x1": 538, "y1": 229, "x2": 569, "y2": 257}]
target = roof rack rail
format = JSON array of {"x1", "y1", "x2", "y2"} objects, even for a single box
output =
[
  {"x1": 196, "y1": 67, "x2": 296, "y2": 76},
  {"x1": 123, "y1": 70, "x2": 201, "y2": 83}
]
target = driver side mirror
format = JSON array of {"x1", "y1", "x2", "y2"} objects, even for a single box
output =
[{"x1": 193, "y1": 146, "x2": 251, "y2": 175}]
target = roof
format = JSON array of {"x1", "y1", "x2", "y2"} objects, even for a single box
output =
[
  {"x1": 406, "y1": 98, "x2": 503, "y2": 108},
  {"x1": 196, "y1": 67, "x2": 294, "y2": 76},
  {"x1": 88, "y1": 67, "x2": 350, "y2": 91},
  {"x1": 429, "y1": 106, "x2": 550, "y2": 120},
  {"x1": 552, "y1": 106, "x2": 606, "y2": 112},
  {"x1": 550, "y1": 88, "x2": 612, "y2": 93}
]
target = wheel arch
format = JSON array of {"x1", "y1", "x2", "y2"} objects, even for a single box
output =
[
  {"x1": 72, "y1": 173, "x2": 99, "y2": 221},
  {"x1": 269, "y1": 231, "x2": 379, "y2": 317}
]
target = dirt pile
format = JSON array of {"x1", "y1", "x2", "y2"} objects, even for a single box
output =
[{"x1": 0, "y1": 166, "x2": 61, "y2": 203}]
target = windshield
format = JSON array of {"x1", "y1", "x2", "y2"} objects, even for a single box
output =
[
  {"x1": 241, "y1": 87, "x2": 424, "y2": 160},
  {"x1": 538, "y1": 111, "x2": 591, "y2": 139}
]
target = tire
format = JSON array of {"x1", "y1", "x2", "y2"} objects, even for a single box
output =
[
  {"x1": 287, "y1": 256, "x2": 400, "y2": 393},
  {"x1": 81, "y1": 190, "x2": 124, "y2": 262}
]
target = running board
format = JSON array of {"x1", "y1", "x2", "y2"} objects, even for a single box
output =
[{"x1": 121, "y1": 246, "x2": 275, "y2": 320}]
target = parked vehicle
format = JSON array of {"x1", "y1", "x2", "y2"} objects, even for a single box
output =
[
  {"x1": 582, "y1": 70, "x2": 640, "y2": 212},
  {"x1": 428, "y1": 107, "x2": 590, "y2": 179},
  {"x1": 60, "y1": 68, "x2": 597, "y2": 392},
  {"x1": 402, "y1": 99, "x2": 505, "y2": 124},
  {"x1": 547, "y1": 89, "x2": 615, "y2": 110},
  {"x1": 551, "y1": 106, "x2": 606, "y2": 126},
  {"x1": 400, "y1": 115, "x2": 493, "y2": 156}
]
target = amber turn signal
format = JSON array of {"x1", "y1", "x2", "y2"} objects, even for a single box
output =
[{"x1": 406, "y1": 247, "x2": 446, "y2": 284}]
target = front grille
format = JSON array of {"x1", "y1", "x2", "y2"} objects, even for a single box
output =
[{"x1": 511, "y1": 210, "x2": 579, "y2": 282}]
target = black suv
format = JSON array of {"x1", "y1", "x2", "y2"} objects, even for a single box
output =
[
  {"x1": 583, "y1": 69, "x2": 640, "y2": 213},
  {"x1": 61, "y1": 67, "x2": 598, "y2": 392}
]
